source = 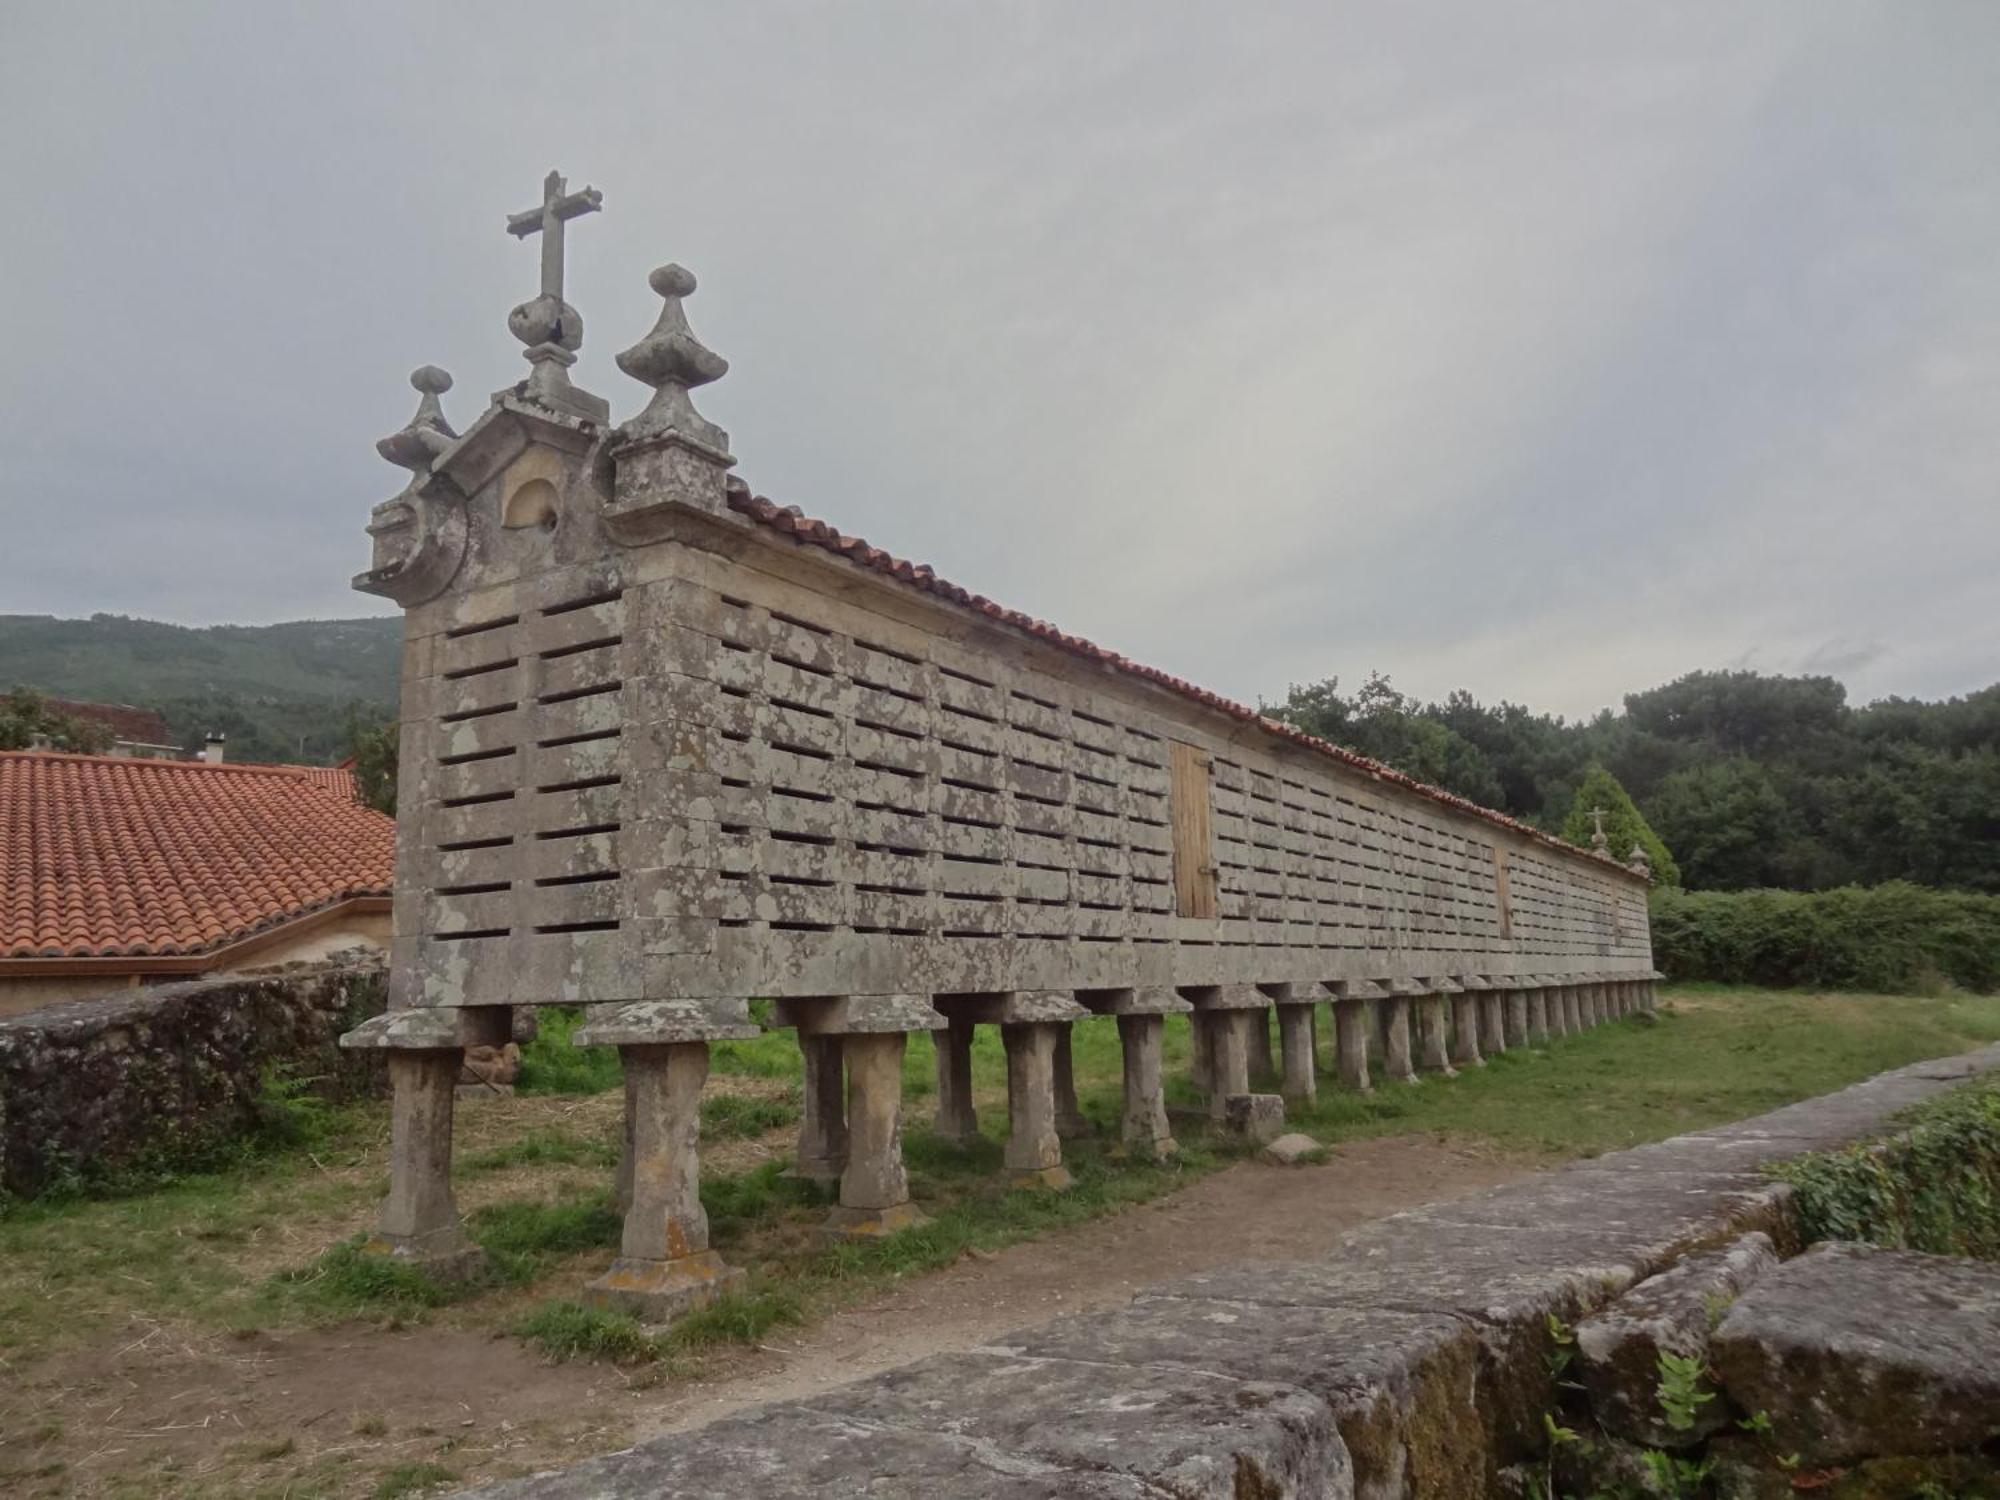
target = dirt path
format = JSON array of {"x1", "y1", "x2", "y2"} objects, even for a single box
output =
[{"x1": 0, "y1": 1134, "x2": 1534, "y2": 1496}]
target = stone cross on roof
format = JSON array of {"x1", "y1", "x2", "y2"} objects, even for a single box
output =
[
  {"x1": 1589, "y1": 806, "x2": 1610, "y2": 853},
  {"x1": 504, "y1": 170, "x2": 609, "y2": 422}
]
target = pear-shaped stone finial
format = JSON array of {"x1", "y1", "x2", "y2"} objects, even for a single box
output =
[
  {"x1": 614, "y1": 264, "x2": 731, "y2": 456},
  {"x1": 1628, "y1": 842, "x2": 1653, "y2": 877},
  {"x1": 376, "y1": 366, "x2": 458, "y2": 479}
]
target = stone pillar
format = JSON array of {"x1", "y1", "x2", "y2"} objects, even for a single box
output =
[
  {"x1": 1189, "y1": 1009, "x2": 1215, "y2": 1097},
  {"x1": 1450, "y1": 992, "x2": 1484, "y2": 1069},
  {"x1": 614, "y1": 1066, "x2": 637, "y2": 1215},
  {"x1": 828, "y1": 1031, "x2": 925, "y2": 1236},
  {"x1": 1562, "y1": 985, "x2": 1583, "y2": 1035},
  {"x1": 1504, "y1": 988, "x2": 1530, "y2": 1050},
  {"x1": 932, "y1": 1016, "x2": 980, "y2": 1146},
  {"x1": 1417, "y1": 993, "x2": 1455, "y2": 1076},
  {"x1": 1246, "y1": 1007, "x2": 1276, "y2": 1084},
  {"x1": 795, "y1": 1032, "x2": 848, "y2": 1183},
  {"x1": 1052, "y1": 1021, "x2": 1091, "y2": 1140},
  {"x1": 1382, "y1": 994, "x2": 1418, "y2": 1084},
  {"x1": 1529, "y1": 987, "x2": 1552, "y2": 1043},
  {"x1": 1277, "y1": 1003, "x2": 1317, "y2": 1105},
  {"x1": 1479, "y1": 991, "x2": 1507, "y2": 1057},
  {"x1": 1002, "y1": 1023, "x2": 1069, "y2": 1189},
  {"x1": 1207, "y1": 1008, "x2": 1253, "y2": 1116},
  {"x1": 586, "y1": 1041, "x2": 746, "y2": 1320},
  {"x1": 1116, "y1": 1013, "x2": 1176, "y2": 1159},
  {"x1": 370, "y1": 1049, "x2": 484, "y2": 1277},
  {"x1": 1334, "y1": 996, "x2": 1373, "y2": 1093}
]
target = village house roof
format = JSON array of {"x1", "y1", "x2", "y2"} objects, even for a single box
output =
[
  {"x1": 0, "y1": 751, "x2": 393, "y2": 962},
  {"x1": 45, "y1": 698, "x2": 175, "y2": 749}
]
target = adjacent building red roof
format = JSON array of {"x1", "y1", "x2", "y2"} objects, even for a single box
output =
[
  {"x1": 0, "y1": 752, "x2": 394, "y2": 960},
  {"x1": 46, "y1": 698, "x2": 175, "y2": 749},
  {"x1": 725, "y1": 481, "x2": 1637, "y2": 877}
]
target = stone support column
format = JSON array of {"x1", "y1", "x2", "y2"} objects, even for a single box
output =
[
  {"x1": 1417, "y1": 992, "x2": 1456, "y2": 1076},
  {"x1": 1382, "y1": 991, "x2": 1418, "y2": 1084},
  {"x1": 1052, "y1": 1021, "x2": 1091, "y2": 1140},
  {"x1": 1246, "y1": 1007, "x2": 1276, "y2": 1084},
  {"x1": 1562, "y1": 985, "x2": 1583, "y2": 1035},
  {"x1": 1189, "y1": 1009, "x2": 1215, "y2": 1097},
  {"x1": 1479, "y1": 991, "x2": 1507, "y2": 1057},
  {"x1": 1504, "y1": 989, "x2": 1530, "y2": 1050},
  {"x1": 1528, "y1": 986, "x2": 1552, "y2": 1043},
  {"x1": 1001, "y1": 1022, "x2": 1069, "y2": 1189},
  {"x1": 1333, "y1": 993, "x2": 1373, "y2": 1093},
  {"x1": 1115, "y1": 1013, "x2": 1177, "y2": 1159},
  {"x1": 374, "y1": 1049, "x2": 482, "y2": 1276},
  {"x1": 1207, "y1": 1008, "x2": 1253, "y2": 1115},
  {"x1": 1276, "y1": 1003, "x2": 1317, "y2": 1105},
  {"x1": 796, "y1": 1032, "x2": 849, "y2": 1183},
  {"x1": 831, "y1": 1031, "x2": 923, "y2": 1234},
  {"x1": 1450, "y1": 990, "x2": 1484, "y2": 1069},
  {"x1": 932, "y1": 1016, "x2": 980, "y2": 1146},
  {"x1": 587, "y1": 1040, "x2": 746, "y2": 1320}
]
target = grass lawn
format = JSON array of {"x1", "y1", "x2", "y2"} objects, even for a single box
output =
[{"x1": 3, "y1": 985, "x2": 1997, "y2": 1377}]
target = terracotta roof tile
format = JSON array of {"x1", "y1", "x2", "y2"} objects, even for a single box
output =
[
  {"x1": 0, "y1": 752, "x2": 395, "y2": 960},
  {"x1": 724, "y1": 481, "x2": 1634, "y2": 876}
]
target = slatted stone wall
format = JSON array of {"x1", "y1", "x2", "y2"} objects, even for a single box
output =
[{"x1": 388, "y1": 516, "x2": 1650, "y2": 1012}]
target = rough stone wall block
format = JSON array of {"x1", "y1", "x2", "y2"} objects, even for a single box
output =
[
  {"x1": 795, "y1": 1032, "x2": 849, "y2": 1183},
  {"x1": 825, "y1": 1031, "x2": 925, "y2": 1237},
  {"x1": 1115, "y1": 1013, "x2": 1176, "y2": 1159},
  {"x1": 586, "y1": 1041, "x2": 746, "y2": 1322},
  {"x1": 1002, "y1": 1022, "x2": 1070, "y2": 1190},
  {"x1": 932, "y1": 1016, "x2": 980, "y2": 1147}
]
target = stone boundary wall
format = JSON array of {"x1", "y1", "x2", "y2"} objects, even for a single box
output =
[
  {"x1": 463, "y1": 1043, "x2": 2000, "y2": 1500},
  {"x1": 0, "y1": 954, "x2": 387, "y2": 1197}
]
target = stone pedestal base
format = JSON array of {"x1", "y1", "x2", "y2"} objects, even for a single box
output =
[
  {"x1": 1008, "y1": 1165, "x2": 1074, "y2": 1191},
  {"x1": 819, "y1": 1201, "x2": 929, "y2": 1240},
  {"x1": 1222, "y1": 1092, "x2": 1286, "y2": 1143},
  {"x1": 584, "y1": 1249, "x2": 746, "y2": 1323},
  {"x1": 357, "y1": 1230, "x2": 487, "y2": 1284}
]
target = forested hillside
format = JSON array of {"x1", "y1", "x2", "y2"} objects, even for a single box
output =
[
  {"x1": 0, "y1": 613, "x2": 401, "y2": 765},
  {"x1": 1270, "y1": 670, "x2": 2000, "y2": 893}
]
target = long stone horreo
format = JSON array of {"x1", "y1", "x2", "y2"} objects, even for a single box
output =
[{"x1": 342, "y1": 173, "x2": 1661, "y2": 1320}]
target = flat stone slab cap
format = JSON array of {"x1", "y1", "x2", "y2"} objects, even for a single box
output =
[
  {"x1": 1074, "y1": 986, "x2": 1191, "y2": 1015},
  {"x1": 1261, "y1": 1133, "x2": 1323, "y2": 1166},
  {"x1": 1456, "y1": 974, "x2": 1494, "y2": 990},
  {"x1": 1710, "y1": 1242, "x2": 2000, "y2": 1464},
  {"x1": 1255, "y1": 981, "x2": 1296, "y2": 1002},
  {"x1": 572, "y1": 999, "x2": 760, "y2": 1046},
  {"x1": 1382, "y1": 977, "x2": 1425, "y2": 996},
  {"x1": 1330, "y1": 977, "x2": 1389, "y2": 1000},
  {"x1": 1178, "y1": 983, "x2": 1272, "y2": 1011},
  {"x1": 456, "y1": 1402, "x2": 1161, "y2": 1499},
  {"x1": 340, "y1": 1007, "x2": 503, "y2": 1051},
  {"x1": 1577, "y1": 1232, "x2": 1779, "y2": 1448},
  {"x1": 932, "y1": 989, "x2": 1090, "y2": 1025},
  {"x1": 771, "y1": 993, "x2": 947, "y2": 1034},
  {"x1": 803, "y1": 1349, "x2": 1351, "y2": 1498},
  {"x1": 1429, "y1": 976, "x2": 1466, "y2": 993}
]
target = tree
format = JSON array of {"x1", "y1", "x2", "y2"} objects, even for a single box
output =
[
  {"x1": 1648, "y1": 758, "x2": 1794, "y2": 890},
  {"x1": 1561, "y1": 765, "x2": 1680, "y2": 887},
  {"x1": 0, "y1": 688, "x2": 114, "y2": 754},
  {"x1": 346, "y1": 710, "x2": 398, "y2": 816}
]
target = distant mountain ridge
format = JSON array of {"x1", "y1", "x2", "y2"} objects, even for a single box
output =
[{"x1": 0, "y1": 613, "x2": 403, "y2": 764}]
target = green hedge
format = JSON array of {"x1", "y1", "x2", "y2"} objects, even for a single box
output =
[
  {"x1": 1779, "y1": 1079, "x2": 2000, "y2": 1259},
  {"x1": 1650, "y1": 882, "x2": 2000, "y2": 995}
]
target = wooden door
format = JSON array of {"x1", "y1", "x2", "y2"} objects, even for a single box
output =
[{"x1": 1169, "y1": 742, "x2": 1219, "y2": 919}]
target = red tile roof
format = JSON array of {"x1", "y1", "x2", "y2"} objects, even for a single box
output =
[
  {"x1": 724, "y1": 481, "x2": 1636, "y2": 877},
  {"x1": 0, "y1": 752, "x2": 395, "y2": 960},
  {"x1": 45, "y1": 699, "x2": 174, "y2": 748}
]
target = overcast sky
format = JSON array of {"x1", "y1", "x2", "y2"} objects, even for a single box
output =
[{"x1": 4, "y1": 3, "x2": 1994, "y2": 720}]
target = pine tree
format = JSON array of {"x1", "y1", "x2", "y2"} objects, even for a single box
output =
[{"x1": 1561, "y1": 765, "x2": 1681, "y2": 887}]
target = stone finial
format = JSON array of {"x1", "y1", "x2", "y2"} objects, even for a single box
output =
[
  {"x1": 1628, "y1": 842, "x2": 1653, "y2": 878},
  {"x1": 615, "y1": 264, "x2": 731, "y2": 454},
  {"x1": 601, "y1": 263, "x2": 737, "y2": 537},
  {"x1": 1588, "y1": 807, "x2": 1610, "y2": 854},
  {"x1": 504, "y1": 169, "x2": 609, "y2": 423},
  {"x1": 375, "y1": 366, "x2": 458, "y2": 482}
]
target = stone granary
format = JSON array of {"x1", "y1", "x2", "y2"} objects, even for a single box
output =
[{"x1": 342, "y1": 172, "x2": 1659, "y2": 1321}]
